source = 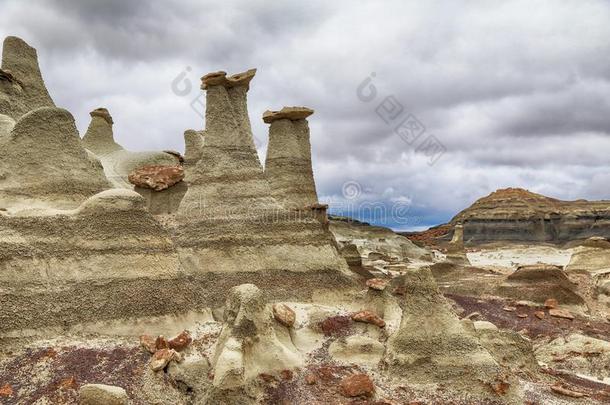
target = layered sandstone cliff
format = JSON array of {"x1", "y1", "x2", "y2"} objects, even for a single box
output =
[
  {"x1": 406, "y1": 188, "x2": 610, "y2": 246},
  {"x1": 452, "y1": 188, "x2": 610, "y2": 243}
]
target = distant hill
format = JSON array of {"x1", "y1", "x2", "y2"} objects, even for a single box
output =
[{"x1": 406, "y1": 188, "x2": 610, "y2": 245}]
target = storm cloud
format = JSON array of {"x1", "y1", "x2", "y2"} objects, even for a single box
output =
[{"x1": 1, "y1": 0, "x2": 609, "y2": 230}]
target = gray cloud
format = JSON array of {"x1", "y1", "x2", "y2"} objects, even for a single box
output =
[{"x1": 1, "y1": 0, "x2": 609, "y2": 230}]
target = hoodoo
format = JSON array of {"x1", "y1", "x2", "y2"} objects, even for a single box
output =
[
  {"x1": 174, "y1": 69, "x2": 353, "y2": 297},
  {"x1": 0, "y1": 36, "x2": 55, "y2": 120},
  {"x1": 264, "y1": 106, "x2": 319, "y2": 209},
  {"x1": 82, "y1": 107, "x2": 179, "y2": 188}
]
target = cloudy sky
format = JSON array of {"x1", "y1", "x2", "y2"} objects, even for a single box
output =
[{"x1": 1, "y1": 0, "x2": 609, "y2": 230}]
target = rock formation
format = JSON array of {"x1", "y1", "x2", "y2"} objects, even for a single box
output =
[
  {"x1": 183, "y1": 129, "x2": 205, "y2": 169},
  {"x1": 445, "y1": 223, "x2": 471, "y2": 265},
  {"x1": 415, "y1": 188, "x2": 610, "y2": 244},
  {"x1": 566, "y1": 237, "x2": 610, "y2": 274},
  {"x1": 0, "y1": 36, "x2": 54, "y2": 120},
  {"x1": 263, "y1": 106, "x2": 318, "y2": 209},
  {"x1": 330, "y1": 216, "x2": 431, "y2": 263},
  {"x1": 209, "y1": 284, "x2": 302, "y2": 391},
  {"x1": 174, "y1": 69, "x2": 353, "y2": 297},
  {"x1": 495, "y1": 264, "x2": 585, "y2": 305},
  {"x1": 0, "y1": 107, "x2": 110, "y2": 210},
  {"x1": 384, "y1": 267, "x2": 507, "y2": 398},
  {"x1": 0, "y1": 189, "x2": 184, "y2": 332},
  {"x1": 82, "y1": 107, "x2": 180, "y2": 188}
]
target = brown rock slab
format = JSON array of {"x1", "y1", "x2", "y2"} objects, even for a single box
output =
[
  {"x1": 273, "y1": 303, "x2": 296, "y2": 327},
  {"x1": 128, "y1": 165, "x2": 184, "y2": 191},
  {"x1": 262, "y1": 106, "x2": 314, "y2": 123},
  {"x1": 340, "y1": 373, "x2": 375, "y2": 397},
  {"x1": 351, "y1": 310, "x2": 385, "y2": 328},
  {"x1": 366, "y1": 278, "x2": 388, "y2": 291},
  {"x1": 139, "y1": 335, "x2": 156, "y2": 354},
  {"x1": 550, "y1": 382, "x2": 586, "y2": 398},
  {"x1": 549, "y1": 308, "x2": 575, "y2": 320},
  {"x1": 155, "y1": 335, "x2": 169, "y2": 350},
  {"x1": 150, "y1": 348, "x2": 182, "y2": 371},
  {"x1": 168, "y1": 330, "x2": 192, "y2": 352},
  {"x1": 201, "y1": 68, "x2": 256, "y2": 90},
  {"x1": 545, "y1": 298, "x2": 558, "y2": 309}
]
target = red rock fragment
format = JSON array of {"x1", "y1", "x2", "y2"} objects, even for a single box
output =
[
  {"x1": 168, "y1": 330, "x2": 192, "y2": 352},
  {"x1": 155, "y1": 335, "x2": 168, "y2": 350},
  {"x1": 273, "y1": 303, "x2": 296, "y2": 327},
  {"x1": 366, "y1": 278, "x2": 388, "y2": 291},
  {"x1": 517, "y1": 313, "x2": 528, "y2": 318},
  {"x1": 0, "y1": 384, "x2": 13, "y2": 397},
  {"x1": 351, "y1": 310, "x2": 386, "y2": 328},
  {"x1": 150, "y1": 348, "x2": 182, "y2": 371},
  {"x1": 544, "y1": 298, "x2": 558, "y2": 309},
  {"x1": 305, "y1": 374, "x2": 317, "y2": 385},
  {"x1": 140, "y1": 335, "x2": 157, "y2": 353},
  {"x1": 534, "y1": 311, "x2": 545, "y2": 319},
  {"x1": 340, "y1": 373, "x2": 375, "y2": 397},
  {"x1": 128, "y1": 165, "x2": 184, "y2": 191}
]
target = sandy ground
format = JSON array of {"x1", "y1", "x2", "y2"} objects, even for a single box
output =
[{"x1": 468, "y1": 245, "x2": 574, "y2": 271}]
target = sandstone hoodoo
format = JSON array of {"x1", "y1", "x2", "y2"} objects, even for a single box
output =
[
  {"x1": 264, "y1": 106, "x2": 319, "y2": 209},
  {"x1": 0, "y1": 36, "x2": 55, "y2": 120},
  {"x1": 82, "y1": 107, "x2": 180, "y2": 188},
  {"x1": 174, "y1": 68, "x2": 353, "y2": 298}
]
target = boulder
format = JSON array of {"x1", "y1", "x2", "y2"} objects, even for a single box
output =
[
  {"x1": 340, "y1": 373, "x2": 375, "y2": 398},
  {"x1": 79, "y1": 384, "x2": 127, "y2": 405},
  {"x1": 272, "y1": 303, "x2": 296, "y2": 327},
  {"x1": 128, "y1": 165, "x2": 184, "y2": 191},
  {"x1": 351, "y1": 310, "x2": 385, "y2": 328}
]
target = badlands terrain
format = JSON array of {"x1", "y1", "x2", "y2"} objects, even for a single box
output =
[{"x1": 0, "y1": 36, "x2": 609, "y2": 404}]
